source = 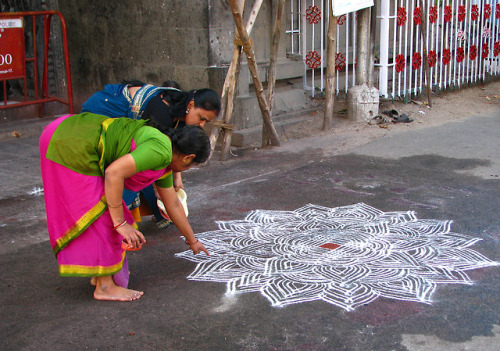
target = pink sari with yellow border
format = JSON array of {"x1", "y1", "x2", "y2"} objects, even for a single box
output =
[{"x1": 40, "y1": 114, "x2": 168, "y2": 287}]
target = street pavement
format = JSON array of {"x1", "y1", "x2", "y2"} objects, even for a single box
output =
[{"x1": 1, "y1": 109, "x2": 499, "y2": 351}]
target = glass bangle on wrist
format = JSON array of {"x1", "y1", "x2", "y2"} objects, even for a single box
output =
[{"x1": 113, "y1": 220, "x2": 127, "y2": 230}]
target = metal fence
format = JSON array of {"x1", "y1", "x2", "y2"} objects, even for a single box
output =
[
  {"x1": 0, "y1": 11, "x2": 73, "y2": 115},
  {"x1": 286, "y1": 0, "x2": 358, "y2": 97},
  {"x1": 287, "y1": 0, "x2": 500, "y2": 99},
  {"x1": 379, "y1": 0, "x2": 500, "y2": 99}
]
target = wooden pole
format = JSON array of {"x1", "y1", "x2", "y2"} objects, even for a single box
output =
[
  {"x1": 262, "y1": 0, "x2": 285, "y2": 145},
  {"x1": 220, "y1": 0, "x2": 265, "y2": 160},
  {"x1": 245, "y1": 0, "x2": 264, "y2": 33},
  {"x1": 218, "y1": 40, "x2": 244, "y2": 161},
  {"x1": 266, "y1": 0, "x2": 285, "y2": 109},
  {"x1": 218, "y1": 51, "x2": 242, "y2": 161},
  {"x1": 206, "y1": 0, "x2": 266, "y2": 162},
  {"x1": 323, "y1": 5, "x2": 337, "y2": 130},
  {"x1": 419, "y1": 0, "x2": 432, "y2": 107},
  {"x1": 229, "y1": 0, "x2": 281, "y2": 147}
]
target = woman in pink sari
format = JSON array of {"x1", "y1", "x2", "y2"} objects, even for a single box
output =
[{"x1": 40, "y1": 112, "x2": 210, "y2": 301}]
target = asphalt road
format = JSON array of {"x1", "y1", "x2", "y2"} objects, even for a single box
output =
[{"x1": 1, "y1": 111, "x2": 499, "y2": 351}]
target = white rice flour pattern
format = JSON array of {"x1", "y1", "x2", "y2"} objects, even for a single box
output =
[{"x1": 175, "y1": 203, "x2": 498, "y2": 311}]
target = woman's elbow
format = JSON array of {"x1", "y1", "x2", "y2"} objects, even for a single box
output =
[{"x1": 104, "y1": 166, "x2": 122, "y2": 182}]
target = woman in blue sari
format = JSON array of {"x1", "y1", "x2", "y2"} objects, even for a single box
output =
[{"x1": 82, "y1": 80, "x2": 220, "y2": 227}]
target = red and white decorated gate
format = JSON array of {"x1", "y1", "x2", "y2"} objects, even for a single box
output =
[
  {"x1": 286, "y1": 0, "x2": 358, "y2": 97},
  {"x1": 379, "y1": 0, "x2": 500, "y2": 99},
  {"x1": 287, "y1": 1, "x2": 500, "y2": 99}
]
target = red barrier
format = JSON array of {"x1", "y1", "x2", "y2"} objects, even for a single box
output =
[{"x1": 0, "y1": 11, "x2": 73, "y2": 115}]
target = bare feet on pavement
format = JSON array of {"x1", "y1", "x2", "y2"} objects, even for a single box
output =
[{"x1": 92, "y1": 275, "x2": 143, "y2": 301}]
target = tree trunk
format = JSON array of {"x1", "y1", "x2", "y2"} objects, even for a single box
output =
[{"x1": 323, "y1": 8, "x2": 337, "y2": 131}]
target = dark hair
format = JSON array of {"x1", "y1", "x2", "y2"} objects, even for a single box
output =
[
  {"x1": 162, "y1": 80, "x2": 182, "y2": 90},
  {"x1": 192, "y1": 88, "x2": 221, "y2": 115},
  {"x1": 165, "y1": 125, "x2": 211, "y2": 164},
  {"x1": 162, "y1": 88, "x2": 221, "y2": 120}
]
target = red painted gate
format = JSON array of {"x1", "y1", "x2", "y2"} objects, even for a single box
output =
[{"x1": 0, "y1": 11, "x2": 73, "y2": 115}]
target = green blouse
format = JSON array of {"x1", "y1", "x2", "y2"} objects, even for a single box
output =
[{"x1": 45, "y1": 113, "x2": 173, "y2": 188}]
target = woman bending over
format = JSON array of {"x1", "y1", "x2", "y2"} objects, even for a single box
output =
[{"x1": 40, "y1": 112, "x2": 210, "y2": 301}]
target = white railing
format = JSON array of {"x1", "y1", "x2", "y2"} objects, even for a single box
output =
[
  {"x1": 287, "y1": 0, "x2": 500, "y2": 99},
  {"x1": 286, "y1": 0, "x2": 358, "y2": 97},
  {"x1": 379, "y1": 0, "x2": 500, "y2": 99}
]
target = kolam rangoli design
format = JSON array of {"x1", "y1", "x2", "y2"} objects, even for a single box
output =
[{"x1": 176, "y1": 203, "x2": 498, "y2": 311}]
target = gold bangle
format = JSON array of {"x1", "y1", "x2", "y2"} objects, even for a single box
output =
[
  {"x1": 185, "y1": 238, "x2": 199, "y2": 246},
  {"x1": 107, "y1": 203, "x2": 123, "y2": 208}
]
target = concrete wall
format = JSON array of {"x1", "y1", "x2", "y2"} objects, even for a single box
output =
[
  {"x1": 1, "y1": 0, "x2": 307, "y2": 128},
  {"x1": 57, "y1": 0, "x2": 303, "y2": 112},
  {"x1": 57, "y1": 0, "x2": 305, "y2": 112},
  {"x1": 58, "y1": 0, "x2": 216, "y2": 109}
]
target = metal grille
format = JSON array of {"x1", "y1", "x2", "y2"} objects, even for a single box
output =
[
  {"x1": 377, "y1": 0, "x2": 500, "y2": 98},
  {"x1": 286, "y1": 0, "x2": 358, "y2": 97},
  {"x1": 288, "y1": 1, "x2": 500, "y2": 99}
]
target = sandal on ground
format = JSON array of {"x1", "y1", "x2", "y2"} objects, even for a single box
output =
[
  {"x1": 382, "y1": 109, "x2": 413, "y2": 123},
  {"x1": 156, "y1": 218, "x2": 172, "y2": 229},
  {"x1": 393, "y1": 113, "x2": 413, "y2": 123},
  {"x1": 382, "y1": 109, "x2": 400, "y2": 119}
]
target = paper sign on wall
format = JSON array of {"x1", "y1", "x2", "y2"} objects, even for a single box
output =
[
  {"x1": 332, "y1": 0, "x2": 374, "y2": 16},
  {"x1": 0, "y1": 18, "x2": 25, "y2": 80}
]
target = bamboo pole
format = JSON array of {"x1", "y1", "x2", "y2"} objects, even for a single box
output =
[
  {"x1": 229, "y1": 0, "x2": 281, "y2": 147},
  {"x1": 323, "y1": 5, "x2": 337, "y2": 130}
]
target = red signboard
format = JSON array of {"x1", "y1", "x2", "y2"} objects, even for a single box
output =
[{"x1": 0, "y1": 18, "x2": 25, "y2": 79}]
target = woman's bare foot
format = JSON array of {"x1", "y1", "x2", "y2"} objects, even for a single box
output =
[
  {"x1": 90, "y1": 276, "x2": 96, "y2": 286},
  {"x1": 93, "y1": 276, "x2": 143, "y2": 301}
]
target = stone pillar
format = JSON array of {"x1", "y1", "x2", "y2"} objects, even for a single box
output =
[
  {"x1": 348, "y1": 7, "x2": 379, "y2": 123},
  {"x1": 347, "y1": 84, "x2": 379, "y2": 123}
]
